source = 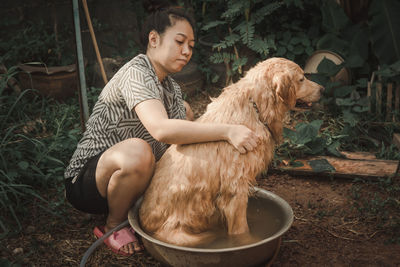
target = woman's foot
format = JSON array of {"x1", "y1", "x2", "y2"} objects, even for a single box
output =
[{"x1": 94, "y1": 226, "x2": 144, "y2": 256}]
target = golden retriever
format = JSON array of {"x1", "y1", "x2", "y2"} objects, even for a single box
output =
[{"x1": 139, "y1": 57, "x2": 323, "y2": 247}]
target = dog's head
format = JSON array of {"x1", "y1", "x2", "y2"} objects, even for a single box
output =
[{"x1": 245, "y1": 57, "x2": 324, "y2": 110}]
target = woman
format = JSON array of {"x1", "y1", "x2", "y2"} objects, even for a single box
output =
[{"x1": 64, "y1": 7, "x2": 259, "y2": 256}]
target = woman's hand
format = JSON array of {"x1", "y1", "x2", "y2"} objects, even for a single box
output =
[{"x1": 226, "y1": 125, "x2": 260, "y2": 154}]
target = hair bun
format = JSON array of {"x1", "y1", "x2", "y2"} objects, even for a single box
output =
[{"x1": 143, "y1": 0, "x2": 173, "y2": 13}]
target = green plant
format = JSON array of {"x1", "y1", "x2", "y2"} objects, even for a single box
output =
[
  {"x1": 0, "y1": 67, "x2": 84, "y2": 236},
  {"x1": 302, "y1": 0, "x2": 400, "y2": 158},
  {"x1": 315, "y1": 0, "x2": 400, "y2": 116},
  {"x1": 0, "y1": 20, "x2": 74, "y2": 67},
  {"x1": 197, "y1": 0, "x2": 284, "y2": 84},
  {"x1": 195, "y1": 0, "x2": 323, "y2": 86},
  {"x1": 349, "y1": 177, "x2": 400, "y2": 244},
  {"x1": 278, "y1": 119, "x2": 343, "y2": 160}
]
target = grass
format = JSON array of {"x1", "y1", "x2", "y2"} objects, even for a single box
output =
[
  {"x1": 350, "y1": 177, "x2": 400, "y2": 244},
  {"x1": 0, "y1": 66, "x2": 102, "y2": 237}
]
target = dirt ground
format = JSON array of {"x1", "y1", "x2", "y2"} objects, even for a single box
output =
[{"x1": 2, "y1": 90, "x2": 400, "y2": 266}]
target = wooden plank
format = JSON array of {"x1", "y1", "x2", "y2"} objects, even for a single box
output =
[
  {"x1": 393, "y1": 133, "x2": 400, "y2": 149},
  {"x1": 386, "y1": 83, "x2": 393, "y2": 121},
  {"x1": 340, "y1": 151, "x2": 376, "y2": 160},
  {"x1": 376, "y1": 82, "x2": 382, "y2": 115},
  {"x1": 271, "y1": 152, "x2": 398, "y2": 179}
]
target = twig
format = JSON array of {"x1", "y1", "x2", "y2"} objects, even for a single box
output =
[{"x1": 294, "y1": 215, "x2": 358, "y2": 241}]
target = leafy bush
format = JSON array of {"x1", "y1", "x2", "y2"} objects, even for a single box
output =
[
  {"x1": 0, "y1": 68, "x2": 90, "y2": 236},
  {"x1": 279, "y1": 119, "x2": 343, "y2": 160},
  {"x1": 195, "y1": 0, "x2": 322, "y2": 85},
  {"x1": 0, "y1": 20, "x2": 75, "y2": 67}
]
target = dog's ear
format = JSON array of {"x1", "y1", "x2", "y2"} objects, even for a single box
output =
[{"x1": 273, "y1": 73, "x2": 296, "y2": 108}]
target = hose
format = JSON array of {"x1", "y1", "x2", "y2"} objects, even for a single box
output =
[{"x1": 80, "y1": 219, "x2": 130, "y2": 267}]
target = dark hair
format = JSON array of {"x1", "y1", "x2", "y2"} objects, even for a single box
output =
[{"x1": 140, "y1": 6, "x2": 196, "y2": 49}]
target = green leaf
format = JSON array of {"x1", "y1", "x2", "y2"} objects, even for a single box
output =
[
  {"x1": 345, "y1": 55, "x2": 365, "y2": 68},
  {"x1": 336, "y1": 98, "x2": 354, "y2": 106},
  {"x1": 276, "y1": 46, "x2": 287, "y2": 56},
  {"x1": 290, "y1": 37, "x2": 302, "y2": 45},
  {"x1": 317, "y1": 58, "x2": 343, "y2": 76},
  {"x1": 316, "y1": 33, "x2": 349, "y2": 55},
  {"x1": 292, "y1": 45, "x2": 304, "y2": 55},
  {"x1": 211, "y1": 74, "x2": 220, "y2": 83},
  {"x1": 321, "y1": 0, "x2": 350, "y2": 33},
  {"x1": 201, "y1": 20, "x2": 227, "y2": 31},
  {"x1": 326, "y1": 140, "x2": 342, "y2": 157},
  {"x1": 18, "y1": 161, "x2": 29, "y2": 170},
  {"x1": 306, "y1": 137, "x2": 326, "y2": 155},
  {"x1": 347, "y1": 25, "x2": 369, "y2": 65},
  {"x1": 294, "y1": 120, "x2": 322, "y2": 145},
  {"x1": 249, "y1": 37, "x2": 275, "y2": 55},
  {"x1": 342, "y1": 109, "x2": 358, "y2": 126},
  {"x1": 353, "y1": 105, "x2": 369, "y2": 113},
  {"x1": 283, "y1": 127, "x2": 297, "y2": 141},
  {"x1": 209, "y1": 52, "x2": 234, "y2": 64},
  {"x1": 236, "y1": 21, "x2": 255, "y2": 45},
  {"x1": 369, "y1": 0, "x2": 400, "y2": 65},
  {"x1": 252, "y1": 2, "x2": 283, "y2": 24},
  {"x1": 308, "y1": 159, "x2": 336, "y2": 172},
  {"x1": 334, "y1": 85, "x2": 354, "y2": 98},
  {"x1": 221, "y1": 1, "x2": 244, "y2": 19},
  {"x1": 232, "y1": 57, "x2": 248, "y2": 72},
  {"x1": 213, "y1": 34, "x2": 240, "y2": 50}
]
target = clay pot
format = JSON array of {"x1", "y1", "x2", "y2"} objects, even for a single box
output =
[
  {"x1": 18, "y1": 63, "x2": 78, "y2": 101},
  {"x1": 304, "y1": 50, "x2": 351, "y2": 85}
]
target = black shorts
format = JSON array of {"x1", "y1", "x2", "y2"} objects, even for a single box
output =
[{"x1": 64, "y1": 152, "x2": 108, "y2": 214}]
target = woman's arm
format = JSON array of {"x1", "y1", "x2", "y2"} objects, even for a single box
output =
[{"x1": 135, "y1": 99, "x2": 259, "y2": 154}]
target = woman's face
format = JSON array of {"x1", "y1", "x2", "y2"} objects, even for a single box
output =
[{"x1": 148, "y1": 19, "x2": 195, "y2": 79}]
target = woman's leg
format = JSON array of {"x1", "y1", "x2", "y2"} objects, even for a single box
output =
[{"x1": 95, "y1": 138, "x2": 155, "y2": 254}]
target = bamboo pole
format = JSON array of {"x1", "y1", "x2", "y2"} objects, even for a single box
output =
[
  {"x1": 72, "y1": 0, "x2": 89, "y2": 128},
  {"x1": 395, "y1": 84, "x2": 400, "y2": 122},
  {"x1": 82, "y1": 0, "x2": 108, "y2": 85}
]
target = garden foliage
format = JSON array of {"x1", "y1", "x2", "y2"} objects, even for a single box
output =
[{"x1": 0, "y1": 0, "x2": 399, "y2": 239}]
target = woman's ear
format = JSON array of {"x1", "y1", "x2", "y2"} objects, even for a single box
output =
[{"x1": 148, "y1": 30, "x2": 159, "y2": 48}]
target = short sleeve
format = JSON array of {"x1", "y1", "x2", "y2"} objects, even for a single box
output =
[{"x1": 119, "y1": 66, "x2": 162, "y2": 110}]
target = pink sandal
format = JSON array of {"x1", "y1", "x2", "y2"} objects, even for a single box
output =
[{"x1": 93, "y1": 226, "x2": 143, "y2": 256}]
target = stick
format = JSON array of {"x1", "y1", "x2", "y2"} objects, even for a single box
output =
[
  {"x1": 82, "y1": 0, "x2": 108, "y2": 85},
  {"x1": 395, "y1": 84, "x2": 400, "y2": 122}
]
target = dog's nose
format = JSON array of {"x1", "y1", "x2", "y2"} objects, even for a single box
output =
[{"x1": 319, "y1": 86, "x2": 325, "y2": 94}]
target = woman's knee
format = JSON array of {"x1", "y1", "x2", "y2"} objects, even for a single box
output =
[
  {"x1": 131, "y1": 141, "x2": 155, "y2": 177},
  {"x1": 117, "y1": 138, "x2": 155, "y2": 176},
  {"x1": 99, "y1": 139, "x2": 154, "y2": 179}
]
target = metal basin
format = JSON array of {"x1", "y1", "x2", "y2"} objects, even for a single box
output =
[{"x1": 128, "y1": 187, "x2": 293, "y2": 267}]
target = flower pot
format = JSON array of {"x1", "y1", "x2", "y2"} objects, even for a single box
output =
[{"x1": 18, "y1": 63, "x2": 78, "y2": 101}]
